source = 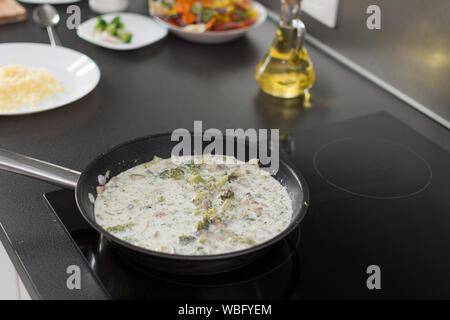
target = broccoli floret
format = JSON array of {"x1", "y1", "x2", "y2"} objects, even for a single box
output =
[
  {"x1": 117, "y1": 30, "x2": 132, "y2": 43},
  {"x1": 106, "y1": 23, "x2": 118, "y2": 36},
  {"x1": 94, "y1": 17, "x2": 107, "y2": 31},
  {"x1": 110, "y1": 16, "x2": 125, "y2": 29}
]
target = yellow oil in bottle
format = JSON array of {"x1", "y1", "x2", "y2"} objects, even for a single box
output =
[
  {"x1": 255, "y1": 26, "x2": 315, "y2": 99},
  {"x1": 255, "y1": 0, "x2": 315, "y2": 99}
]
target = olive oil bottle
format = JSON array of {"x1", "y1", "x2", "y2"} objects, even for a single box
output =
[{"x1": 255, "y1": 0, "x2": 315, "y2": 99}]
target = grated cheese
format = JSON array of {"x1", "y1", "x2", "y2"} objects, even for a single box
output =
[{"x1": 0, "y1": 64, "x2": 64, "y2": 113}]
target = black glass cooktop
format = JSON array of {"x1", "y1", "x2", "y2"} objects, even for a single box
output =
[{"x1": 44, "y1": 112, "x2": 450, "y2": 299}]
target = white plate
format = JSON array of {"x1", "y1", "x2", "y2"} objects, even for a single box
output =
[
  {"x1": 77, "y1": 13, "x2": 168, "y2": 50},
  {"x1": 0, "y1": 43, "x2": 100, "y2": 116},
  {"x1": 150, "y1": 1, "x2": 267, "y2": 44},
  {"x1": 18, "y1": 0, "x2": 80, "y2": 4}
]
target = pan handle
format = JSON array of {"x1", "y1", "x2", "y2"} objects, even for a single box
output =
[{"x1": 0, "y1": 149, "x2": 80, "y2": 190}]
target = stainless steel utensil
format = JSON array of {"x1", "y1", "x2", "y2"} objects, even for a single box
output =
[{"x1": 33, "y1": 4, "x2": 62, "y2": 47}]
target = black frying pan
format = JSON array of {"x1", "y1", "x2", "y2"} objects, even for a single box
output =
[{"x1": 0, "y1": 133, "x2": 309, "y2": 275}]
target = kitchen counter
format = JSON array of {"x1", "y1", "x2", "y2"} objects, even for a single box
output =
[{"x1": 0, "y1": 1, "x2": 449, "y2": 299}]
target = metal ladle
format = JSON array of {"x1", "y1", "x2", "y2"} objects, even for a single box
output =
[{"x1": 33, "y1": 4, "x2": 62, "y2": 47}]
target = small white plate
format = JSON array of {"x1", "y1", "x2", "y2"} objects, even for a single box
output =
[
  {"x1": 0, "y1": 43, "x2": 100, "y2": 116},
  {"x1": 77, "y1": 13, "x2": 168, "y2": 51},
  {"x1": 150, "y1": 1, "x2": 267, "y2": 44},
  {"x1": 18, "y1": 0, "x2": 80, "y2": 4}
]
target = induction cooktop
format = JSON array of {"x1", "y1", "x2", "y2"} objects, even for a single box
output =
[{"x1": 44, "y1": 112, "x2": 450, "y2": 299}]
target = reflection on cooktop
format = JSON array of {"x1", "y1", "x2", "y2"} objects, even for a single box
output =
[
  {"x1": 91, "y1": 230, "x2": 300, "y2": 299},
  {"x1": 44, "y1": 188, "x2": 300, "y2": 299},
  {"x1": 313, "y1": 138, "x2": 432, "y2": 199}
]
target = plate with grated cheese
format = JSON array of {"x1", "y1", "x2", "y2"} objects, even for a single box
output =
[{"x1": 0, "y1": 43, "x2": 100, "y2": 116}]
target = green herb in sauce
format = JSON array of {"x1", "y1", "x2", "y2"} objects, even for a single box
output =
[
  {"x1": 179, "y1": 234, "x2": 196, "y2": 245},
  {"x1": 106, "y1": 222, "x2": 134, "y2": 233},
  {"x1": 220, "y1": 189, "x2": 234, "y2": 200},
  {"x1": 159, "y1": 168, "x2": 184, "y2": 180}
]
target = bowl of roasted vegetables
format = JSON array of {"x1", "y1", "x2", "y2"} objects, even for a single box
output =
[{"x1": 148, "y1": 0, "x2": 267, "y2": 43}]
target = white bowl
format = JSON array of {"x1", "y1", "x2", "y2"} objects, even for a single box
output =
[{"x1": 150, "y1": 1, "x2": 267, "y2": 44}]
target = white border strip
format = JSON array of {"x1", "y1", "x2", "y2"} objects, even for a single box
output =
[{"x1": 267, "y1": 9, "x2": 450, "y2": 130}]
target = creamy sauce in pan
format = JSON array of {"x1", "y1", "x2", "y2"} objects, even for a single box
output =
[{"x1": 94, "y1": 155, "x2": 292, "y2": 255}]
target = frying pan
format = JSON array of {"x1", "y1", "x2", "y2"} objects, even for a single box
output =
[{"x1": 0, "y1": 133, "x2": 309, "y2": 275}]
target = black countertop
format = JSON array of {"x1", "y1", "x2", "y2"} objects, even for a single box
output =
[{"x1": 0, "y1": 1, "x2": 449, "y2": 299}]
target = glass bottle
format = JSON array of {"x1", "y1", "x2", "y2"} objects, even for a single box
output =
[{"x1": 254, "y1": 0, "x2": 315, "y2": 99}]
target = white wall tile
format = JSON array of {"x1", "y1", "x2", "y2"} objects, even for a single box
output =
[
  {"x1": 18, "y1": 274, "x2": 31, "y2": 300},
  {"x1": 0, "y1": 241, "x2": 19, "y2": 300}
]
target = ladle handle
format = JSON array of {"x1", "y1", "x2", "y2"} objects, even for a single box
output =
[
  {"x1": 47, "y1": 25, "x2": 62, "y2": 47},
  {"x1": 0, "y1": 149, "x2": 80, "y2": 190}
]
